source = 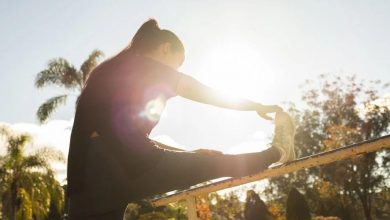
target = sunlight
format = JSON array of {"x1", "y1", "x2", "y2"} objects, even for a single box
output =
[
  {"x1": 197, "y1": 38, "x2": 276, "y2": 101},
  {"x1": 143, "y1": 95, "x2": 166, "y2": 122}
]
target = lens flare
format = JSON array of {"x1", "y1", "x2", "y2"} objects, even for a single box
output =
[{"x1": 143, "y1": 95, "x2": 166, "y2": 122}]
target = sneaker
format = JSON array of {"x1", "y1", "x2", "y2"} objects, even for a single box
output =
[{"x1": 272, "y1": 111, "x2": 296, "y2": 164}]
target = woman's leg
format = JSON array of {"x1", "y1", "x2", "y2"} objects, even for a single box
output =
[
  {"x1": 127, "y1": 146, "x2": 280, "y2": 201},
  {"x1": 68, "y1": 203, "x2": 127, "y2": 220}
]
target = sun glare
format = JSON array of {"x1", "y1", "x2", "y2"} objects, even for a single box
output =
[{"x1": 197, "y1": 39, "x2": 275, "y2": 101}]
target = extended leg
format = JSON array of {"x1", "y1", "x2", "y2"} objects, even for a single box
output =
[
  {"x1": 127, "y1": 111, "x2": 296, "y2": 201},
  {"x1": 126, "y1": 146, "x2": 280, "y2": 201}
]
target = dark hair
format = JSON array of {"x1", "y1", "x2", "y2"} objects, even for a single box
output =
[{"x1": 128, "y1": 19, "x2": 184, "y2": 55}]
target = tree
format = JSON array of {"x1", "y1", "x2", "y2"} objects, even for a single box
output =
[
  {"x1": 209, "y1": 191, "x2": 244, "y2": 219},
  {"x1": 265, "y1": 74, "x2": 390, "y2": 220},
  {"x1": 0, "y1": 126, "x2": 66, "y2": 220},
  {"x1": 124, "y1": 200, "x2": 188, "y2": 220},
  {"x1": 34, "y1": 49, "x2": 104, "y2": 123}
]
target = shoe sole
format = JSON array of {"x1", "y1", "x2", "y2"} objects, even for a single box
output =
[{"x1": 275, "y1": 111, "x2": 296, "y2": 163}]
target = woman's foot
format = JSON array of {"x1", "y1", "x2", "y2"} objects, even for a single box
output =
[{"x1": 272, "y1": 111, "x2": 296, "y2": 164}]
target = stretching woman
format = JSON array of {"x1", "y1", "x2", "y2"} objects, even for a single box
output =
[{"x1": 66, "y1": 19, "x2": 295, "y2": 219}]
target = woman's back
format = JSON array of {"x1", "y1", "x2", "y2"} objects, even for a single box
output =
[{"x1": 67, "y1": 52, "x2": 181, "y2": 197}]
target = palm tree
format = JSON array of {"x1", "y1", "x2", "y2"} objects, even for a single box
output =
[
  {"x1": 0, "y1": 126, "x2": 65, "y2": 220},
  {"x1": 35, "y1": 49, "x2": 104, "y2": 123}
]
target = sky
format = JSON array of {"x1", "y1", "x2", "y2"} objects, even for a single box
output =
[{"x1": 1, "y1": 0, "x2": 390, "y2": 184}]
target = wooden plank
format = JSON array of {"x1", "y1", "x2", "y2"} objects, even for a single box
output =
[
  {"x1": 186, "y1": 196, "x2": 199, "y2": 220},
  {"x1": 151, "y1": 135, "x2": 390, "y2": 207}
]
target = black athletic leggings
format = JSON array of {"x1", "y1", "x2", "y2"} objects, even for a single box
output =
[
  {"x1": 68, "y1": 138, "x2": 280, "y2": 219},
  {"x1": 128, "y1": 146, "x2": 280, "y2": 199}
]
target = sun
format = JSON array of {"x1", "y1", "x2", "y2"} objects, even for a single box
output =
[{"x1": 197, "y1": 39, "x2": 275, "y2": 101}]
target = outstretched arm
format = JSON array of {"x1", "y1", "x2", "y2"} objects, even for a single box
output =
[{"x1": 176, "y1": 74, "x2": 282, "y2": 120}]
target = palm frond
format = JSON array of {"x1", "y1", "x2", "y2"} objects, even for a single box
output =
[
  {"x1": 44, "y1": 171, "x2": 64, "y2": 213},
  {"x1": 33, "y1": 147, "x2": 65, "y2": 163},
  {"x1": 21, "y1": 155, "x2": 48, "y2": 170},
  {"x1": 7, "y1": 134, "x2": 31, "y2": 163},
  {"x1": 0, "y1": 162, "x2": 8, "y2": 188},
  {"x1": 80, "y1": 49, "x2": 104, "y2": 84},
  {"x1": 20, "y1": 173, "x2": 51, "y2": 219},
  {"x1": 35, "y1": 58, "x2": 81, "y2": 89},
  {"x1": 15, "y1": 188, "x2": 33, "y2": 219},
  {"x1": 0, "y1": 124, "x2": 12, "y2": 137},
  {"x1": 36, "y1": 95, "x2": 68, "y2": 123}
]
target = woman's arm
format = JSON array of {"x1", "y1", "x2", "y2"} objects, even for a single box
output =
[{"x1": 176, "y1": 74, "x2": 282, "y2": 120}]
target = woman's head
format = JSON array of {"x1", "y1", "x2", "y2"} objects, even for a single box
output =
[{"x1": 128, "y1": 19, "x2": 185, "y2": 70}]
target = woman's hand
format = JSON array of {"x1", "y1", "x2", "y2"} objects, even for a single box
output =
[
  {"x1": 256, "y1": 104, "x2": 283, "y2": 120},
  {"x1": 192, "y1": 149, "x2": 223, "y2": 156}
]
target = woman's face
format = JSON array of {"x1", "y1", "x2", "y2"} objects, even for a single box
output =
[
  {"x1": 157, "y1": 42, "x2": 185, "y2": 70},
  {"x1": 166, "y1": 50, "x2": 185, "y2": 70}
]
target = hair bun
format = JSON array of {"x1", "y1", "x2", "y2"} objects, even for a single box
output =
[
  {"x1": 138, "y1": 18, "x2": 160, "y2": 34},
  {"x1": 129, "y1": 18, "x2": 184, "y2": 55},
  {"x1": 129, "y1": 19, "x2": 161, "y2": 53}
]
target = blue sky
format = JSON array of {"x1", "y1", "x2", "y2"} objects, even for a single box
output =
[{"x1": 1, "y1": 1, "x2": 390, "y2": 182}]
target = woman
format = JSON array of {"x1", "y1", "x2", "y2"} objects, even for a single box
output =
[{"x1": 66, "y1": 19, "x2": 295, "y2": 219}]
